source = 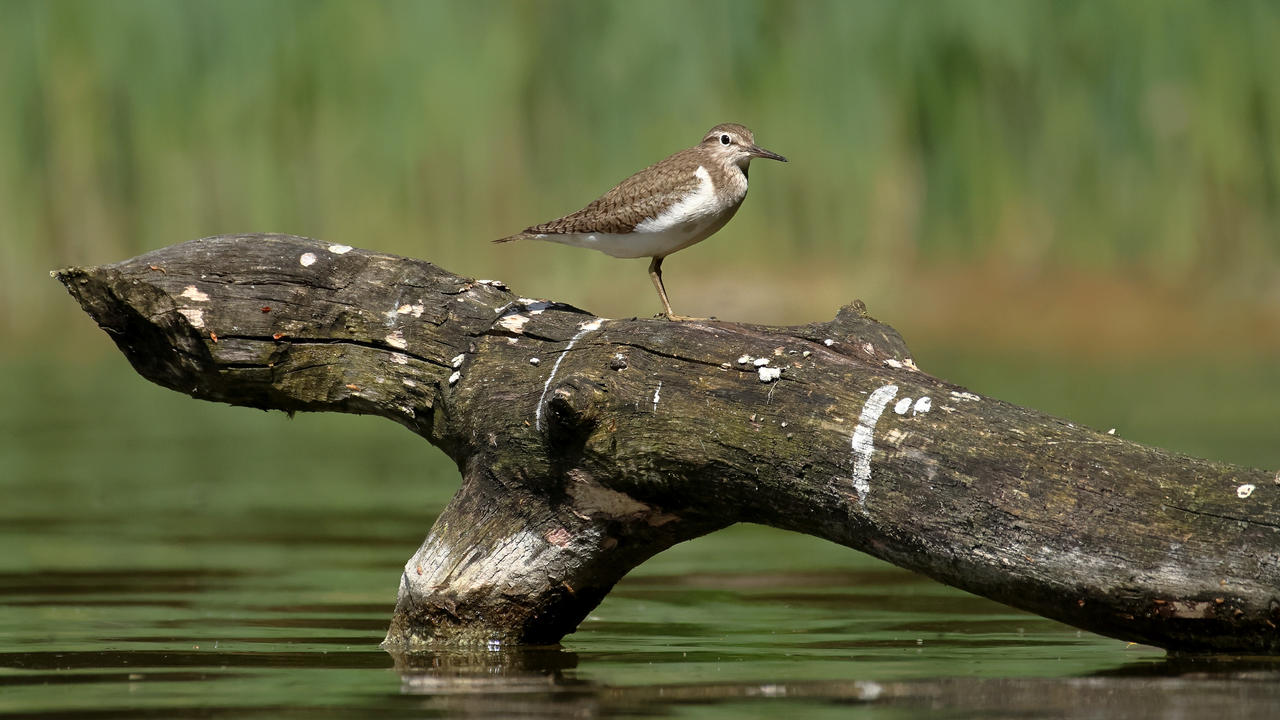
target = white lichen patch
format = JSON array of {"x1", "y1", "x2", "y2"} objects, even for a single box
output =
[
  {"x1": 448, "y1": 370, "x2": 461, "y2": 385},
  {"x1": 529, "y1": 357, "x2": 540, "y2": 365},
  {"x1": 737, "y1": 354, "x2": 752, "y2": 365},
  {"x1": 180, "y1": 285, "x2": 209, "y2": 302},
  {"x1": 390, "y1": 352, "x2": 409, "y2": 365},
  {"x1": 476, "y1": 278, "x2": 507, "y2": 289},
  {"x1": 299, "y1": 252, "x2": 317, "y2": 267},
  {"x1": 758, "y1": 366, "x2": 782, "y2": 382},
  {"x1": 535, "y1": 318, "x2": 605, "y2": 431},
  {"x1": 652, "y1": 381, "x2": 662, "y2": 411},
  {"x1": 498, "y1": 314, "x2": 530, "y2": 333},
  {"x1": 516, "y1": 298, "x2": 555, "y2": 315},
  {"x1": 850, "y1": 384, "x2": 899, "y2": 504},
  {"x1": 384, "y1": 330, "x2": 408, "y2": 349},
  {"x1": 451, "y1": 353, "x2": 465, "y2": 368},
  {"x1": 1237, "y1": 483, "x2": 1256, "y2": 499},
  {"x1": 752, "y1": 357, "x2": 769, "y2": 367},
  {"x1": 884, "y1": 358, "x2": 903, "y2": 369},
  {"x1": 893, "y1": 396, "x2": 931, "y2": 415},
  {"x1": 402, "y1": 379, "x2": 417, "y2": 388},
  {"x1": 904, "y1": 358, "x2": 919, "y2": 371},
  {"x1": 802, "y1": 350, "x2": 811, "y2": 358},
  {"x1": 824, "y1": 338, "x2": 835, "y2": 347},
  {"x1": 950, "y1": 390, "x2": 981, "y2": 402},
  {"x1": 177, "y1": 307, "x2": 205, "y2": 328},
  {"x1": 397, "y1": 303, "x2": 426, "y2": 318},
  {"x1": 327, "y1": 244, "x2": 353, "y2": 254},
  {"x1": 862, "y1": 342, "x2": 875, "y2": 355}
]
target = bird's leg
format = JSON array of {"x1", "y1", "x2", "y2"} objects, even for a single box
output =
[{"x1": 648, "y1": 257, "x2": 693, "y2": 321}]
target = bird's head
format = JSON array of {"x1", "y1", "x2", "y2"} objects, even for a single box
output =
[{"x1": 701, "y1": 123, "x2": 787, "y2": 169}]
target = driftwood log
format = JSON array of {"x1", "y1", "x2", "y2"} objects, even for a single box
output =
[{"x1": 55, "y1": 234, "x2": 1280, "y2": 653}]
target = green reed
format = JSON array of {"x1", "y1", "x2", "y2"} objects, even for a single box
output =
[{"x1": 3, "y1": 0, "x2": 1277, "y2": 340}]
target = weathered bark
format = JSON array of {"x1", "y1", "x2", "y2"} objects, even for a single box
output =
[{"x1": 55, "y1": 234, "x2": 1280, "y2": 653}]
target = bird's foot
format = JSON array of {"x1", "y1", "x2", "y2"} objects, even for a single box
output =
[{"x1": 657, "y1": 312, "x2": 705, "y2": 322}]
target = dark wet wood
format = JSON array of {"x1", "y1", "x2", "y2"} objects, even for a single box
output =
[{"x1": 55, "y1": 234, "x2": 1280, "y2": 653}]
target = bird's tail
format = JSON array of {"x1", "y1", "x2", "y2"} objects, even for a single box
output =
[{"x1": 493, "y1": 233, "x2": 527, "y2": 244}]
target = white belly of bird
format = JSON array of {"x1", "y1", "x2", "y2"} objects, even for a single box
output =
[{"x1": 535, "y1": 165, "x2": 744, "y2": 259}]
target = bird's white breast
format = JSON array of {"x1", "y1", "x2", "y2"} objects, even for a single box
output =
[{"x1": 635, "y1": 166, "x2": 720, "y2": 234}]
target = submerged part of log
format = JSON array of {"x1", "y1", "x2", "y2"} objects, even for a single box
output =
[{"x1": 56, "y1": 234, "x2": 1280, "y2": 653}]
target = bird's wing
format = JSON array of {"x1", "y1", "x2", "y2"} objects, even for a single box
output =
[{"x1": 522, "y1": 150, "x2": 706, "y2": 235}]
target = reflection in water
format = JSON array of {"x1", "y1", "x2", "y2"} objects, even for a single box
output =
[
  {"x1": 392, "y1": 645, "x2": 580, "y2": 692},
  {"x1": 4, "y1": 546, "x2": 1280, "y2": 718},
  {"x1": 392, "y1": 647, "x2": 589, "y2": 717},
  {"x1": 388, "y1": 646, "x2": 1280, "y2": 719}
]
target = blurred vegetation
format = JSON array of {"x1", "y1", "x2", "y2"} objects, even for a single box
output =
[{"x1": 2, "y1": 0, "x2": 1278, "y2": 351}]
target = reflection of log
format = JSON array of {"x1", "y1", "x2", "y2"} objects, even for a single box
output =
[
  {"x1": 389, "y1": 647, "x2": 1280, "y2": 716},
  {"x1": 56, "y1": 234, "x2": 1280, "y2": 653}
]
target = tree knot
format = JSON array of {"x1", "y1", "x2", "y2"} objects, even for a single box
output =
[{"x1": 545, "y1": 378, "x2": 606, "y2": 435}]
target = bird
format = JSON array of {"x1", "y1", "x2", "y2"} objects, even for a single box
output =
[{"x1": 495, "y1": 123, "x2": 786, "y2": 320}]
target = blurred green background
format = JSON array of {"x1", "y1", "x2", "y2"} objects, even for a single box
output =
[
  {"x1": 1, "y1": 3, "x2": 1279, "y2": 711},
  {"x1": 3, "y1": 0, "x2": 1278, "y2": 482}
]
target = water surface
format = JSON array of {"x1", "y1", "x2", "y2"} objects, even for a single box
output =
[{"x1": 3, "y1": 357, "x2": 1278, "y2": 718}]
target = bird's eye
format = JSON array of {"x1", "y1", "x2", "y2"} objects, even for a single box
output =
[{"x1": 720, "y1": 134, "x2": 731, "y2": 145}]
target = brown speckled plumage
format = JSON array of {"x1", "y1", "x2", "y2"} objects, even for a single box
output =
[
  {"x1": 495, "y1": 123, "x2": 786, "y2": 319},
  {"x1": 522, "y1": 151, "x2": 708, "y2": 235},
  {"x1": 497, "y1": 123, "x2": 778, "y2": 240}
]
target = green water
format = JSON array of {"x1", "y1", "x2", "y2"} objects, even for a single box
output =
[{"x1": 3, "y1": 356, "x2": 1279, "y2": 718}]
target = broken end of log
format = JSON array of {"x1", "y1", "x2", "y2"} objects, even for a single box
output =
[{"x1": 56, "y1": 264, "x2": 218, "y2": 403}]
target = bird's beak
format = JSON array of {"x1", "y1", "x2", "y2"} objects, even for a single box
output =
[{"x1": 747, "y1": 144, "x2": 787, "y2": 162}]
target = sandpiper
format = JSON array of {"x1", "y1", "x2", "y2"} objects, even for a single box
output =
[{"x1": 495, "y1": 123, "x2": 786, "y2": 320}]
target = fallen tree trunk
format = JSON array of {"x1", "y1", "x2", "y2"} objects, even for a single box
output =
[{"x1": 55, "y1": 234, "x2": 1280, "y2": 653}]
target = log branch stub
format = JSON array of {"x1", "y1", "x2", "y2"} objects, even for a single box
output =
[{"x1": 56, "y1": 234, "x2": 1280, "y2": 653}]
